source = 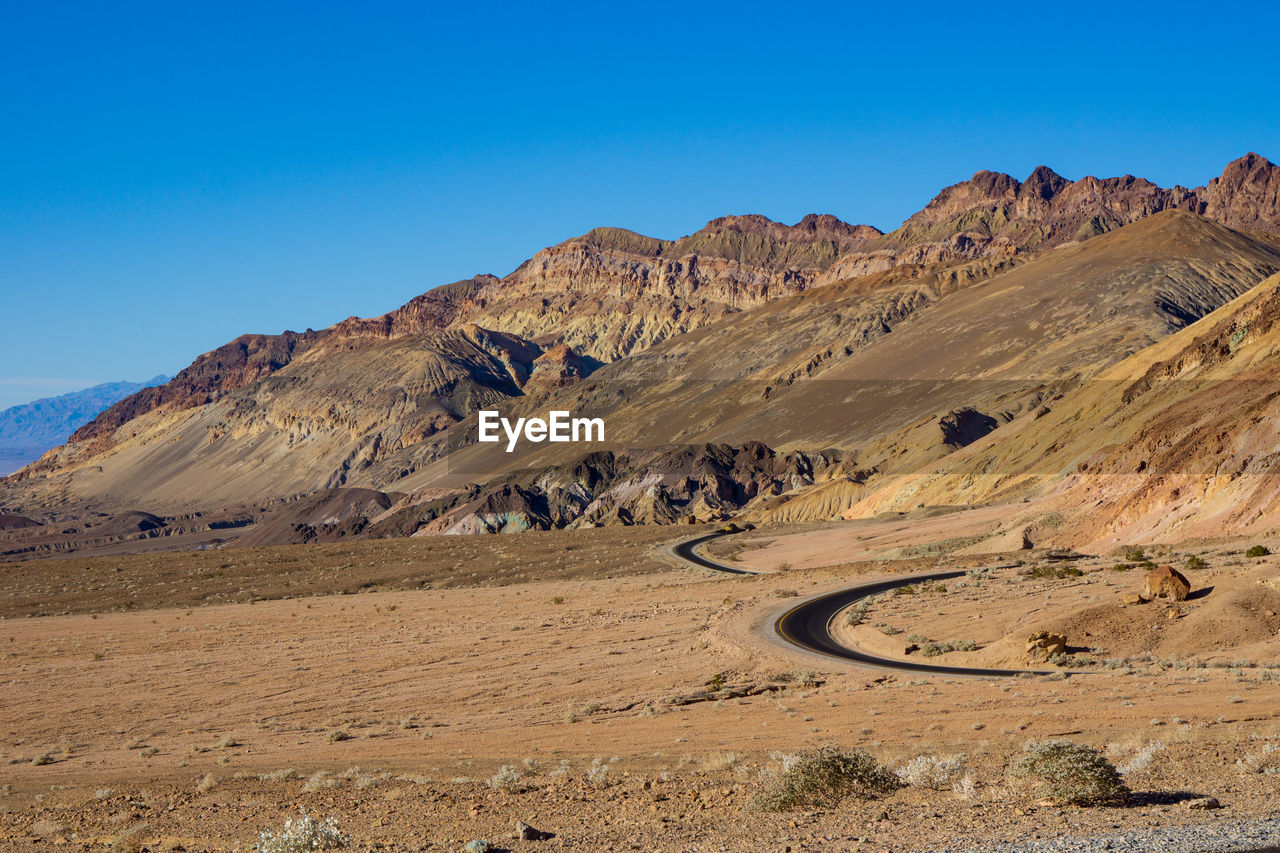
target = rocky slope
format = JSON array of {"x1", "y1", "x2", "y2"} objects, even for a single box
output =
[
  {"x1": 425, "y1": 211, "x2": 1280, "y2": 508},
  {"x1": 8, "y1": 155, "x2": 1280, "y2": 543},
  {"x1": 803, "y1": 266, "x2": 1280, "y2": 549},
  {"x1": 59, "y1": 154, "x2": 1280, "y2": 469},
  {"x1": 226, "y1": 441, "x2": 844, "y2": 546}
]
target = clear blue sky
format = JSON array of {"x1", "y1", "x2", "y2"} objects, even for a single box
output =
[{"x1": 2, "y1": 0, "x2": 1278, "y2": 409}]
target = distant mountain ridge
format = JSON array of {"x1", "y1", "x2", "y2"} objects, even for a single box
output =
[
  {"x1": 0, "y1": 376, "x2": 167, "y2": 474},
  {"x1": 8, "y1": 153, "x2": 1280, "y2": 551},
  {"x1": 62, "y1": 153, "x2": 1280, "y2": 458}
]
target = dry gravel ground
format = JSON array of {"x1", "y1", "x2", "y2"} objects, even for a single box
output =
[{"x1": 0, "y1": 525, "x2": 1277, "y2": 851}]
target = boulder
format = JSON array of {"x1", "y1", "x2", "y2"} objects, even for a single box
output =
[
  {"x1": 1025, "y1": 631, "x2": 1068, "y2": 664},
  {"x1": 1142, "y1": 565, "x2": 1191, "y2": 601}
]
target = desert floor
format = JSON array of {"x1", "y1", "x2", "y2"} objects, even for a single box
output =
[{"x1": 0, "y1": 519, "x2": 1278, "y2": 851}]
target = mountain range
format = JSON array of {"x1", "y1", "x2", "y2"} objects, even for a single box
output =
[
  {"x1": 0, "y1": 377, "x2": 167, "y2": 477},
  {"x1": 5, "y1": 153, "x2": 1280, "y2": 556}
]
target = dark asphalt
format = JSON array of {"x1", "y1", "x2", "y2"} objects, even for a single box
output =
[
  {"x1": 670, "y1": 530, "x2": 1047, "y2": 678},
  {"x1": 667, "y1": 531, "x2": 761, "y2": 575}
]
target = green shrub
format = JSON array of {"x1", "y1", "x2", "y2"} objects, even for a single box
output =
[
  {"x1": 1123, "y1": 547, "x2": 1146, "y2": 562},
  {"x1": 753, "y1": 746, "x2": 900, "y2": 811},
  {"x1": 1011, "y1": 741, "x2": 1128, "y2": 806},
  {"x1": 1246, "y1": 545, "x2": 1271, "y2": 558},
  {"x1": 1185, "y1": 556, "x2": 1208, "y2": 570},
  {"x1": 1030, "y1": 565, "x2": 1083, "y2": 580}
]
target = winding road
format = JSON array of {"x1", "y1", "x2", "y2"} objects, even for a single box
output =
[{"x1": 671, "y1": 529, "x2": 1046, "y2": 677}]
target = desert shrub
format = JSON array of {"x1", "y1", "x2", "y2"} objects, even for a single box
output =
[
  {"x1": 1011, "y1": 741, "x2": 1128, "y2": 805},
  {"x1": 794, "y1": 669, "x2": 820, "y2": 686},
  {"x1": 895, "y1": 754, "x2": 967, "y2": 789},
  {"x1": 920, "y1": 639, "x2": 978, "y2": 657},
  {"x1": 1109, "y1": 564, "x2": 1131, "y2": 572},
  {"x1": 1030, "y1": 565, "x2": 1083, "y2": 580},
  {"x1": 112, "y1": 825, "x2": 147, "y2": 853},
  {"x1": 1123, "y1": 546, "x2": 1146, "y2": 562},
  {"x1": 1113, "y1": 741, "x2": 1166, "y2": 775},
  {"x1": 325, "y1": 729, "x2": 351, "y2": 743},
  {"x1": 196, "y1": 773, "x2": 218, "y2": 793},
  {"x1": 258, "y1": 768, "x2": 299, "y2": 782},
  {"x1": 256, "y1": 812, "x2": 348, "y2": 852},
  {"x1": 1185, "y1": 555, "x2": 1208, "y2": 570},
  {"x1": 301, "y1": 771, "x2": 338, "y2": 792},
  {"x1": 1247, "y1": 545, "x2": 1271, "y2": 558},
  {"x1": 585, "y1": 757, "x2": 611, "y2": 789},
  {"x1": 892, "y1": 585, "x2": 915, "y2": 596},
  {"x1": 31, "y1": 752, "x2": 53, "y2": 766},
  {"x1": 845, "y1": 601, "x2": 871, "y2": 625},
  {"x1": 753, "y1": 746, "x2": 900, "y2": 811},
  {"x1": 486, "y1": 764, "x2": 527, "y2": 792},
  {"x1": 1236, "y1": 743, "x2": 1280, "y2": 775}
]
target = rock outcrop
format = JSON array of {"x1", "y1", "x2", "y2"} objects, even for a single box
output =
[
  {"x1": 1203, "y1": 152, "x2": 1280, "y2": 233},
  {"x1": 1142, "y1": 566, "x2": 1192, "y2": 601},
  {"x1": 1025, "y1": 631, "x2": 1068, "y2": 664}
]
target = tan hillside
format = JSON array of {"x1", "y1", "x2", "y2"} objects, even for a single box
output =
[{"x1": 816, "y1": 266, "x2": 1280, "y2": 550}]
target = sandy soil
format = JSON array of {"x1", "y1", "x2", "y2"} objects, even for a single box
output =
[{"x1": 0, "y1": 529, "x2": 1278, "y2": 851}]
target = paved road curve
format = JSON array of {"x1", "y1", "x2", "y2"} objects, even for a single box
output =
[
  {"x1": 671, "y1": 530, "x2": 1045, "y2": 677},
  {"x1": 667, "y1": 531, "x2": 762, "y2": 575}
]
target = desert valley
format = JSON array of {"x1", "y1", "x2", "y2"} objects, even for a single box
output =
[{"x1": 3, "y1": 154, "x2": 1280, "y2": 852}]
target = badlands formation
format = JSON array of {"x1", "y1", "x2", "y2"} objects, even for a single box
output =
[{"x1": 2, "y1": 155, "x2": 1280, "y2": 851}]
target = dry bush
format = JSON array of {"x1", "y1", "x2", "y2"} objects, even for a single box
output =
[
  {"x1": 753, "y1": 746, "x2": 900, "y2": 811},
  {"x1": 1011, "y1": 741, "x2": 1128, "y2": 805},
  {"x1": 256, "y1": 812, "x2": 348, "y2": 852},
  {"x1": 1237, "y1": 742, "x2": 1280, "y2": 775},
  {"x1": 895, "y1": 753, "x2": 967, "y2": 789},
  {"x1": 486, "y1": 764, "x2": 528, "y2": 792},
  {"x1": 111, "y1": 825, "x2": 147, "y2": 853}
]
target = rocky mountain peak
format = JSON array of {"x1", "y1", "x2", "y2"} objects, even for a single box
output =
[
  {"x1": 1021, "y1": 165, "x2": 1069, "y2": 201},
  {"x1": 915, "y1": 170, "x2": 1020, "y2": 221},
  {"x1": 690, "y1": 213, "x2": 880, "y2": 246},
  {"x1": 1205, "y1": 152, "x2": 1280, "y2": 233}
]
